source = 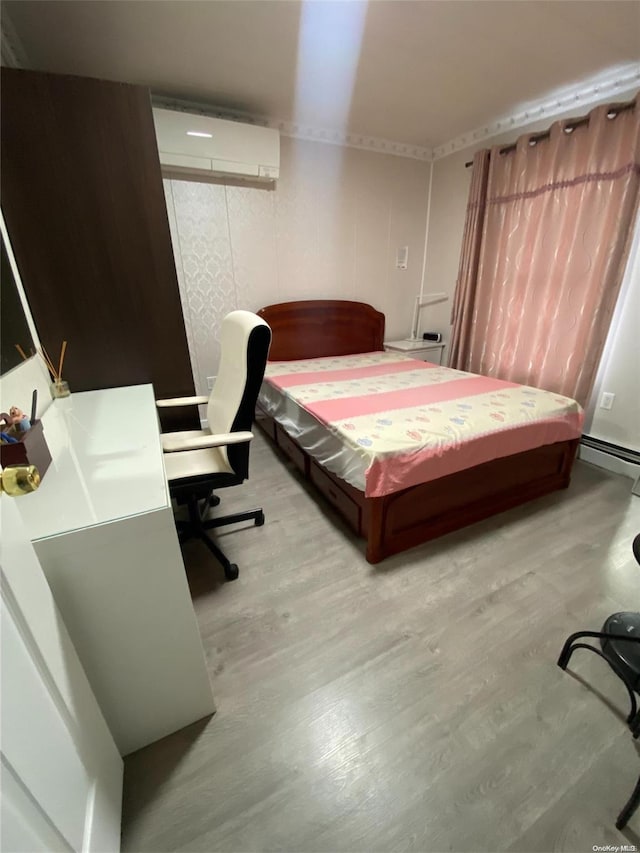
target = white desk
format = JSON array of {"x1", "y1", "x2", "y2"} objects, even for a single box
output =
[{"x1": 15, "y1": 385, "x2": 215, "y2": 755}]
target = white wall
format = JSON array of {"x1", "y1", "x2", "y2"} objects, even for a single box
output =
[
  {"x1": 584, "y1": 213, "x2": 640, "y2": 452},
  {"x1": 424, "y1": 86, "x2": 639, "y2": 449},
  {"x1": 0, "y1": 356, "x2": 52, "y2": 421},
  {"x1": 164, "y1": 135, "x2": 430, "y2": 394},
  {"x1": 0, "y1": 211, "x2": 52, "y2": 421}
]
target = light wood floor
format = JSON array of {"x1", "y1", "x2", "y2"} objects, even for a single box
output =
[{"x1": 122, "y1": 432, "x2": 640, "y2": 852}]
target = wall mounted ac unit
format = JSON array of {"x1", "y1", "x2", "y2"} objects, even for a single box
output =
[{"x1": 153, "y1": 108, "x2": 280, "y2": 182}]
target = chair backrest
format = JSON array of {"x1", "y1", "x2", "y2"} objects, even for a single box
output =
[{"x1": 207, "y1": 310, "x2": 272, "y2": 479}]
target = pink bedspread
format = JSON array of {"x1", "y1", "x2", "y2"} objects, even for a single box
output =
[{"x1": 264, "y1": 352, "x2": 583, "y2": 497}]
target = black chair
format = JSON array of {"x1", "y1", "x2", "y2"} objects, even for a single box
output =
[
  {"x1": 557, "y1": 532, "x2": 640, "y2": 829},
  {"x1": 157, "y1": 310, "x2": 272, "y2": 581}
]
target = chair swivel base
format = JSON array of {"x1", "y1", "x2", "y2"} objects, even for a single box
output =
[{"x1": 176, "y1": 495, "x2": 265, "y2": 581}]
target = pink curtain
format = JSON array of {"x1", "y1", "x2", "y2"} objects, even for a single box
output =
[
  {"x1": 449, "y1": 97, "x2": 640, "y2": 406},
  {"x1": 449, "y1": 149, "x2": 490, "y2": 368}
]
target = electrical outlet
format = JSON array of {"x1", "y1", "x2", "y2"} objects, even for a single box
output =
[
  {"x1": 206, "y1": 376, "x2": 216, "y2": 390},
  {"x1": 600, "y1": 391, "x2": 615, "y2": 410},
  {"x1": 396, "y1": 246, "x2": 408, "y2": 270}
]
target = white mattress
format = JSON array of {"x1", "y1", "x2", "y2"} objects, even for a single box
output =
[
  {"x1": 258, "y1": 352, "x2": 583, "y2": 498},
  {"x1": 258, "y1": 380, "x2": 369, "y2": 491}
]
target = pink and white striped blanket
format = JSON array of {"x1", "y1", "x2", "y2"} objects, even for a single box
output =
[{"x1": 263, "y1": 352, "x2": 583, "y2": 498}]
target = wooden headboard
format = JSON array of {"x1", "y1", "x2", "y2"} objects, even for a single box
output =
[{"x1": 257, "y1": 300, "x2": 385, "y2": 361}]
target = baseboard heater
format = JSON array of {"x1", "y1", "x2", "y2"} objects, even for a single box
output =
[{"x1": 580, "y1": 435, "x2": 640, "y2": 466}]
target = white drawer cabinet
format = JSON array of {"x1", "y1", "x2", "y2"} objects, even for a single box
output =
[{"x1": 15, "y1": 385, "x2": 215, "y2": 755}]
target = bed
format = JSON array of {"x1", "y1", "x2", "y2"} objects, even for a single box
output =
[{"x1": 256, "y1": 299, "x2": 582, "y2": 564}]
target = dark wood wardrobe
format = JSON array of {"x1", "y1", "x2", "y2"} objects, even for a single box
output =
[{"x1": 1, "y1": 67, "x2": 196, "y2": 429}]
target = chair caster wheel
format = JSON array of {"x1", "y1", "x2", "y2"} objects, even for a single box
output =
[
  {"x1": 225, "y1": 564, "x2": 239, "y2": 581},
  {"x1": 255, "y1": 511, "x2": 265, "y2": 527},
  {"x1": 209, "y1": 495, "x2": 221, "y2": 507}
]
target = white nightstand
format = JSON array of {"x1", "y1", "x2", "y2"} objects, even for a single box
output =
[{"x1": 384, "y1": 339, "x2": 447, "y2": 365}]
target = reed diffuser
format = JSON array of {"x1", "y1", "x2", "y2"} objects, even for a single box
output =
[{"x1": 40, "y1": 341, "x2": 70, "y2": 399}]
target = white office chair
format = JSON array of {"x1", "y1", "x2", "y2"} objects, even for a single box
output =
[{"x1": 157, "y1": 310, "x2": 272, "y2": 581}]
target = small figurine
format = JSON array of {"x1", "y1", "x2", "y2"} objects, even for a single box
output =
[{"x1": 8, "y1": 406, "x2": 31, "y2": 432}]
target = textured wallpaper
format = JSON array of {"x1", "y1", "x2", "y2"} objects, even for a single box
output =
[{"x1": 164, "y1": 136, "x2": 430, "y2": 394}]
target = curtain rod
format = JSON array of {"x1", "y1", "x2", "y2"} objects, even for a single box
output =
[{"x1": 464, "y1": 99, "x2": 636, "y2": 167}]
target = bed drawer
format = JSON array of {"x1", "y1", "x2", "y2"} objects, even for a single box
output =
[
  {"x1": 255, "y1": 405, "x2": 276, "y2": 440},
  {"x1": 310, "y1": 461, "x2": 361, "y2": 533},
  {"x1": 275, "y1": 424, "x2": 307, "y2": 474}
]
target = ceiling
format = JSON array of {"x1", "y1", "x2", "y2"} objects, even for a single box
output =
[{"x1": 3, "y1": 0, "x2": 640, "y2": 148}]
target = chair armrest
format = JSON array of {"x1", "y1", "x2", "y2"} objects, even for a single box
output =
[
  {"x1": 156, "y1": 395, "x2": 210, "y2": 408},
  {"x1": 162, "y1": 431, "x2": 254, "y2": 453}
]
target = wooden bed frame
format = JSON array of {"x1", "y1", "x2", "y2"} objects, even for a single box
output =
[{"x1": 256, "y1": 300, "x2": 579, "y2": 564}]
